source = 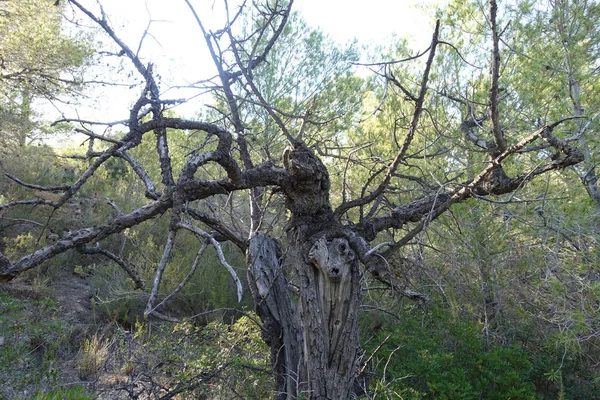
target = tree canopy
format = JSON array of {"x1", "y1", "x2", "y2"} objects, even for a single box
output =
[{"x1": 0, "y1": 0, "x2": 92, "y2": 149}]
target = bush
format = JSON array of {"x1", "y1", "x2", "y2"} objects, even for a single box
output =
[
  {"x1": 76, "y1": 335, "x2": 110, "y2": 380},
  {"x1": 103, "y1": 313, "x2": 274, "y2": 399},
  {"x1": 365, "y1": 306, "x2": 536, "y2": 399}
]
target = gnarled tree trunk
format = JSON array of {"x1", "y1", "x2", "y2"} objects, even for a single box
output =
[{"x1": 248, "y1": 143, "x2": 363, "y2": 399}]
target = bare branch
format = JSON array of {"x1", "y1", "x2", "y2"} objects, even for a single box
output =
[
  {"x1": 356, "y1": 46, "x2": 432, "y2": 67},
  {"x1": 489, "y1": 0, "x2": 507, "y2": 153},
  {"x1": 69, "y1": 0, "x2": 149, "y2": 77},
  {"x1": 51, "y1": 118, "x2": 128, "y2": 127},
  {"x1": 78, "y1": 244, "x2": 144, "y2": 290},
  {"x1": 438, "y1": 40, "x2": 484, "y2": 70},
  {"x1": 461, "y1": 118, "x2": 495, "y2": 150},
  {"x1": 345, "y1": 231, "x2": 429, "y2": 301},
  {"x1": 177, "y1": 222, "x2": 243, "y2": 302},
  {"x1": 0, "y1": 199, "x2": 58, "y2": 211},
  {"x1": 565, "y1": 112, "x2": 600, "y2": 142},
  {"x1": 385, "y1": 67, "x2": 418, "y2": 102},
  {"x1": 145, "y1": 229, "x2": 177, "y2": 316},
  {"x1": 335, "y1": 20, "x2": 441, "y2": 218},
  {"x1": 139, "y1": 118, "x2": 243, "y2": 185},
  {"x1": 115, "y1": 150, "x2": 159, "y2": 199},
  {"x1": 151, "y1": 241, "x2": 208, "y2": 313},
  {"x1": 4, "y1": 172, "x2": 70, "y2": 192},
  {"x1": 0, "y1": 196, "x2": 173, "y2": 280},
  {"x1": 75, "y1": 128, "x2": 123, "y2": 144},
  {"x1": 0, "y1": 217, "x2": 46, "y2": 228},
  {"x1": 186, "y1": 207, "x2": 247, "y2": 251},
  {"x1": 226, "y1": 30, "x2": 296, "y2": 143},
  {"x1": 357, "y1": 120, "x2": 584, "y2": 241}
]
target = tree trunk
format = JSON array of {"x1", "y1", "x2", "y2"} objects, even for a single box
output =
[
  {"x1": 300, "y1": 235, "x2": 361, "y2": 399},
  {"x1": 247, "y1": 232, "x2": 303, "y2": 399},
  {"x1": 247, "y1": 143, "x2": 363, "y2": 399}
]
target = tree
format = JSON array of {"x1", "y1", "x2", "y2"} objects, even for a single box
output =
[
  {"x1": 435, "y1": 0, "x2": 600, "y2": 381},
  {"x1": 510, "y1": 0, "x2": 600, "y2": 209},
  {"x1": 0, "y1": 0, "x2": 92, "y2": 149},
  {"x1": 0, "y1": 0, "x2": 588, "y2": 398}
]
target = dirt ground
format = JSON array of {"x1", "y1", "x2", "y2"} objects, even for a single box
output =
[{"x1": 0, "y1": 275, "x2": 133, "y2": 399}]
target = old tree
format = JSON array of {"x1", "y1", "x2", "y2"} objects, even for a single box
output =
[{"x1": 0, "y1": 0, "x2": 591, "y2": 398}]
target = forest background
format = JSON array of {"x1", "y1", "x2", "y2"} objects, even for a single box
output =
[{"x1": 1, "y1": 0, "x2": 599, "y2": 399}]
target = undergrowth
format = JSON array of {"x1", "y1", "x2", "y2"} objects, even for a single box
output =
[{"x1": 0, "y1": 290, "x2": 73, "y2": 399}]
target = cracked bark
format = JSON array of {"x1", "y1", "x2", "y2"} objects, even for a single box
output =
[{"x1": 248, "y1": 233, "x2": 303, "y2": 400}]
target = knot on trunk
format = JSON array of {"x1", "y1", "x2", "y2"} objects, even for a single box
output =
[
  {"x1": 474, "y1": 165, "x2": 520, "y2": 195},
  {"x1": 309, "y1": 236, "x2": 354, "y2": 282},
  {"x1": 284, "y1": 144, "x2": 327, "y2": 187},
  {"x1": 282, "y1": 144, "x2": 332, "y2": 218}
]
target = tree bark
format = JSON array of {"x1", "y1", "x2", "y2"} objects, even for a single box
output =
[
  {"x1": 247, "y1": 232, "x2": 303, "y2": 399},
  {"x1": 248, "y1": 143, "x2": 363, "y2": 399},
  {"x1": 303, "y1": 236, "x2": 360, "y2": 399}
]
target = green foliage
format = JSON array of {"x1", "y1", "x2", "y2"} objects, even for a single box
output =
[
  {"x1": 105, "y1": 314, "x2": 273, "y2": 399},
  {"x1": 172, "y1": 316, "x2": 273, "y2": 398},
  {"x1": 2, "y1": 1, "x2": 600, "y2": 398},
  {"x1": 76, "y1": 334, "x2": 109, "y2": 380},
  {"x1": 3, "y1": 232, "x2": 36, "y2": 258},
  {"x1": 349, "y1": 3, "x2": 600, "y2": 398},
  {"x1": 0, "y1": 0, "x2": 93, "y2": 149},
  {"x1": 224, "y1": 10, "x2": 365, "y2": 163},
  {"x1": 365, "y1": 306, "x2": 536, "y2": 399},
  {"x1": 0, "y1": 145, "x2": 96, "y2": 272},
  {"x1": 418, "y1": 193, "x2": 600, "y2": 399},
  {"x1": 88, "y1": 227, "x2": 249, "y2": 327},
  {"x1": 0, "y1": 291, "x2": 71, "y2": 399},
  {"x1": 26, "y1": 386, "x2": 94, "y2": 400},
  {"x1": 0, "y1": 0, "x2": 92, "y2": 84}
]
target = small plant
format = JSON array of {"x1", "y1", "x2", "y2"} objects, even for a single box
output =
[
  {"x1": 4, "y1": 233, "x2": 35, "y2": 258},
  {"x1": 31, "y1": 275, "x2": 52, "y2": 296},
  {"x1": 73, "y1": 265, "x2": 87, "y2": 277},
  {"x1": 27, "y1": 386, "x2": 94, "y2": 400},
  {"x1": 76, "y1": 335, "x2": 110, "y2": 380}
]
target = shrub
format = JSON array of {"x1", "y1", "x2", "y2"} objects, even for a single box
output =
[
  {"x1": 76, "y1": 335, "x2": 110, "y2": 380},
  {"x1": 365, "y1": 306, "x2": 536, "y2": 399}
]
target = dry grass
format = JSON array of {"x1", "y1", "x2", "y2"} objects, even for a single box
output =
[{"x1": 76, "y1": 335, "x2": 110, "y2": 380}]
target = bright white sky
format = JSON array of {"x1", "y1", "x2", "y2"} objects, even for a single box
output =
[{"x1": 60, "y1": 0, "x2": 445, "y2": 123}]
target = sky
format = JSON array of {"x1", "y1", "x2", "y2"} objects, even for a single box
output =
[{"x1": 59, "y1": 0, "x2": 445, "y2": 123}]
